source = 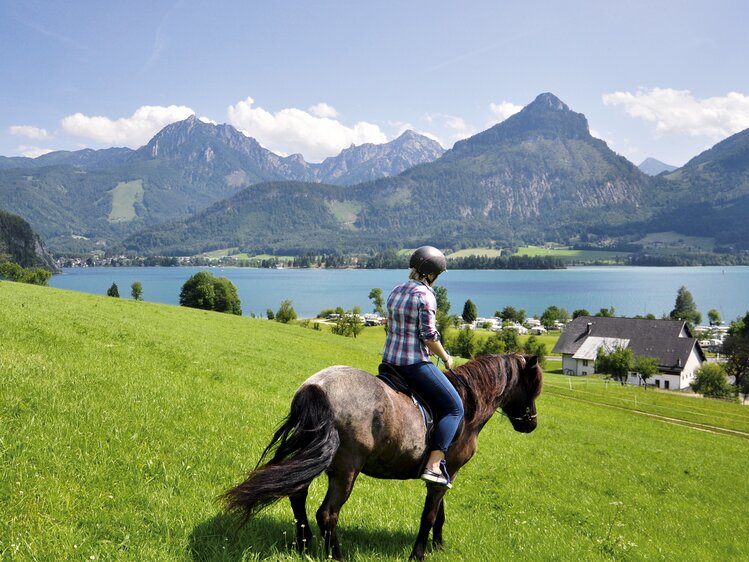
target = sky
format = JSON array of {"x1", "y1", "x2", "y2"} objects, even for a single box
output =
[{"x1": 2, "y1": 0, "x2": 749, "y2": 166}]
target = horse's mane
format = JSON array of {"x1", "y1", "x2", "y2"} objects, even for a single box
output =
[{"x1": 447, "y1": 353, "x2": 541, "y2": 430}]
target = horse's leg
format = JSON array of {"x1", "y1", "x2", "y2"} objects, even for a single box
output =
[
  {"x1": 316, "y1": 468, "x2": 359, "y2": 561},
  {"x1": 410, "y1": 486, "x2": 448, "y2": 561},
  {"x1": 432, "y1": 499, "x2": 445, "y2": 550},
  {"x1": 289, "y1": 487, "x2": 312, "y2": 553}
]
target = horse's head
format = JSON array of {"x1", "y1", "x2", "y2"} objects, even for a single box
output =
[{"x1": 502, "y1": 355, "x2": 544, "y2": 433}]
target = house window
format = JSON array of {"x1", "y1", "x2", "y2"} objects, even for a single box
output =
[
  {"x1": 664, "y1": 380, "x2": 670, "y2": 390},
  {"x1": 582, "y1": 360, "x2": 589, "y2": 367}
]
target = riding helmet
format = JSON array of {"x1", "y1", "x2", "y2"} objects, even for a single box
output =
[{"x1": 409, "y1": 246, "x2": 447, "y2": 276}]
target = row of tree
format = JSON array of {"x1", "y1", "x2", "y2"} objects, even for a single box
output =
[{"x1": 0, "y1": 261, "x2": 52, "y2": 285}]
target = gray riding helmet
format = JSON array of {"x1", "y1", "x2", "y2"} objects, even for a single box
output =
[{"x1": 409, "y1": 246, "x2": 447, "y2": 276}]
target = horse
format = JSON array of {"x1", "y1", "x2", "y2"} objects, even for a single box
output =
[{"x1": 222, "y1": 353, "x2": 543, "y2": 561}]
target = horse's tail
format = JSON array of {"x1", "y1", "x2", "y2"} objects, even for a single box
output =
[{"x1": 222, "y1": 384, "x2": 339, "y2": 519}]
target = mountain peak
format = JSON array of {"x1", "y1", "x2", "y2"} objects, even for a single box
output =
[{"x1": 525, "y1": 92, "x2": 570, "y2": 113}]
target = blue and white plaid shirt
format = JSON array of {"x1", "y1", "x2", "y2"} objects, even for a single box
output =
[{"x1": 382, "y1": 280, "x2": 441, "y2": 366}]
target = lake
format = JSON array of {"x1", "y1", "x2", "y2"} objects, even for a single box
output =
[{"x1": 49, "y1": 266, "x2": 749, "y2": 322}]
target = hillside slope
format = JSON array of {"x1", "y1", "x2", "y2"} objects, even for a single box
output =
[
  {"x1": 0, "y1": 208, "x2": 57, "y2": 270},
  {"x1": 1, "y1": 283, "x2": 747, "y2": 560},
  {"x1": 0, "y1": 119, "x2": 443, "y2": 252},
  {"x1": 127, "y1": 93, "x2": 654, "y2": 255}
]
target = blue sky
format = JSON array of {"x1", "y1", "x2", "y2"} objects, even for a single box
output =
[{"x1": 2, "y1": 0, "x2": 748, "y2": 165}]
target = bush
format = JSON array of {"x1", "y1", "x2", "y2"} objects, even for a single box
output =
[
  {"x1": 275, "y1": 300, "x2": 298, "y2": 324},
  {"x1": 0, "y1": 262, "x2": 52, "y2": 286},
  {"x1": 451, "y1": 327, "x2": 478, "y2": 358},
  {"x1": 331, "y1": 312, "x2": 363, "y2": 338},
  {"x1": 107, "y1": 283, "x2": 120, "y2": 298},
  {"x1": 131, "y1": 281, "x2": 143, "y2": 301},
  {"x1": 596, "y1": 346, "x2": 634, "y2": 383},
  {"x1": 691, "y1": 363, "x2": 736, "y2": 401},
  {"x1": 179, "y1": 271, "x2": 241, "y2": 315}
]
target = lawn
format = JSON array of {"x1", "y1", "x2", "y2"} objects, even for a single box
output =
[{"x1": 1, "y1": 282, "x2": 747, "y2": 561}]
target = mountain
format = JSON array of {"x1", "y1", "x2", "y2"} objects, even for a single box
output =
[
  {"x1": 314, "y1": 130, "x2": 445, "y2": 184},
  {"x1": 638, "y1": 157, "x2": 677, "y2": 176},
  {"x1": 647, "y1": 128, "x2": 749, "y2": 249},
  {"x1": 0, "y1": 208, "x2": 57, "y2": 271},
  {"x1": 125, "y1": 93, "x2": 655, "y2": 255},
  {"x1": 0, "y1": 119, "x2": 443, "y2": 252}
]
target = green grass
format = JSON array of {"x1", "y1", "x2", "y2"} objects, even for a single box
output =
[
  {"x1": 2, "y1": 282, "x2": 748, "y2": 561},
  {"x1": 446, "y1": 247, "x2": 503, "y2": 258},
  {"x1": 108, "y1": 180, "x2": 144, "y2": 223},
  {"x1": 514, "y1": 245, "x2": 631, "y2": 262},
  {"x1": 634, "y1": 231, "x2": 715, "y2": 253},
  {"x1": 328, "y1": 201, "x2": 362, "y2": 229}
]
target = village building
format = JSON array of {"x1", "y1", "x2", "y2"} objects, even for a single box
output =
[{"x1": 552, "y1": 316, "x2": 706, "y2": 390}]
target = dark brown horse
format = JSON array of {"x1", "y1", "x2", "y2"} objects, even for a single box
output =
[{"x1": 223, "y1": 353, "x2": 543, "y2": 560}]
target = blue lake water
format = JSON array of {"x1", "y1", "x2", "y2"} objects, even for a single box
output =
[{"x1": 49, "y1": 266, "x2": 749, "y2": 322}]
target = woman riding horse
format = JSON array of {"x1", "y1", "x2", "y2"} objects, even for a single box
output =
[
  {"x1": 382, "y1": 246, "x2": 463, "y2": 487},
  {"x1": 223, "y1": 355, "x2": 543, "y2": 561}
]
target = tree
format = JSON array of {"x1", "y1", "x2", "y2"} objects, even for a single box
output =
[
  {"x1": 368, "y1": 288, "x2": 385, "y2": 316},
  {"x1": 595, "y1": 306, "x2": 616, "y2": 318},
  {"x1": 0, "y1": 262, "x2": 51, "y2": 285},
  {"x1": 213, "y1": 277, "x2": 242, "y2": 315},
  {"x1": 690, "y1": 363, "x2": 735, "y2": 401},
  {"x1": 462, "y1": 299, "x2": 477, "y2": 324},
  {"x1": 179, "y1": 271, "x2": 215, "y2": 310},
  {"x1": 540, "y1": 305, "x2": 568, "y2": 327},
  {"x1": 435, "y1": 286, "x2": 450, "y2": 315},
  {"x1": 179, "y1": 271, "x2": 241, "y2": 315},
  {"x1": 131, "y1": 281, "x2": 143, "y2": 301},
  {"x1": 596, "y1": 346, "x2": 634, "y2": 383},
  {"x1": 266, "y1": 308, "x2": 275, "y2": 320},
  {"x1": 498, "y1": 328, "x2": 520, "y2": 353},
  {"x1": 275, "y1": 299, "x2": 297, "y2": 323},
  {"x1": 573, "y1": 308, "x2": 590, "y2": 319},
  {"x1": 670, "y1": 285, "x2": 701, "y2": 325},
  {"x1": 452, "y1": 327, "x2": 477, "y2": 358},
  {"x1": 523, "y1": 335, "x2": 547, "y2": 367},
  {"x1": 633, "y1": 356, "x2": 659, "y2": 386},
  {"x1": 707, "y1": 308, "x2": 722, "y2": 326},
  {"x1": 477, "y1": 332, "x2": 506, "y2": 356},
  {"x1": 723, "y1": 311, "x2": 749, "y2": 390},
  {"x1": 106, "y1": 282, "x2": 120, "y2": 298},
  {"x1": 497, "y1": 305, "x2": 525, "y2": 324},
  {"x1": 331, "y1": 310, "x2": 363, "y2": 338}
]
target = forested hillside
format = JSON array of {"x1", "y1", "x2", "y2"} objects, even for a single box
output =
[{"x1": 0, "y1": 209, "x2": 57, "y2": 270}]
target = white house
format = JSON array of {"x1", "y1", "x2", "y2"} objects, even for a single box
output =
[{"x1": 552, "y1": 316, "x2": 706, "y2": 390}]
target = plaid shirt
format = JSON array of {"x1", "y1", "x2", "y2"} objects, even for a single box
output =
[{"x1": 382, "y1": 280, "x2": 441, "y2": 366}]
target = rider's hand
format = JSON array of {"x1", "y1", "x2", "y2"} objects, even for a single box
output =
[{"x1": 443, "y1": 355, "x2": 454, "y2": 370}]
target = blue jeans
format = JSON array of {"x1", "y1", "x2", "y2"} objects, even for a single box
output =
[{"x1": 398, "y1": 361, "x2": 464, "y2": 452}]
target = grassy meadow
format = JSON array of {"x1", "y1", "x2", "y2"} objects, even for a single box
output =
[
  {"x1": 513, "y1": 245, "x2": 631, "y2": 263},
  {"x1": 2, "y1": 282, "x2": 748, "y2": 561}
]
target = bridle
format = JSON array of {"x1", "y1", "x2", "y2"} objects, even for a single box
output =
[{"x1": 504, "y1": 404, "x2": 537, "y2": 424}]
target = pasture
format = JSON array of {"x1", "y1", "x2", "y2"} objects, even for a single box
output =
[
  {"x1": 1, "y1": 282, "x2": 748, "y2": 561},
  {"x1": 513, "y1": 245, "x2": 631, "y2": 263}
]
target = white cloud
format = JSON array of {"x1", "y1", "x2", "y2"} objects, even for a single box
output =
[
  {"x1": 17, "y1": 145, "x2": 54, "y2": 158},
  {"x1": 227, "y1": 97, "x2": 387, "y2": 162},
  {"x1": 9, "y1": 125, "x2": 51, "y2": 140},
  {"x1": 61, "y1": 105, "x2": 195, "y2": 147},
  {"x1": 489, "y1": 101, "x2": 523, "y2": 123},
  {"x1": 422, "y1": 113, "x2": 476, "y2": 147},
  {"x1": 603, "y1": 88, "x2": 749, "y2": 138},
  {"x1": 308, "y1": 102, "x2": 338, "y2": 119}
]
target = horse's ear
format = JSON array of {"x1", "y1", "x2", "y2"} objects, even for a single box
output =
[{"x1": 525, "y1": 355, "x2": 538, "y2": 370}]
